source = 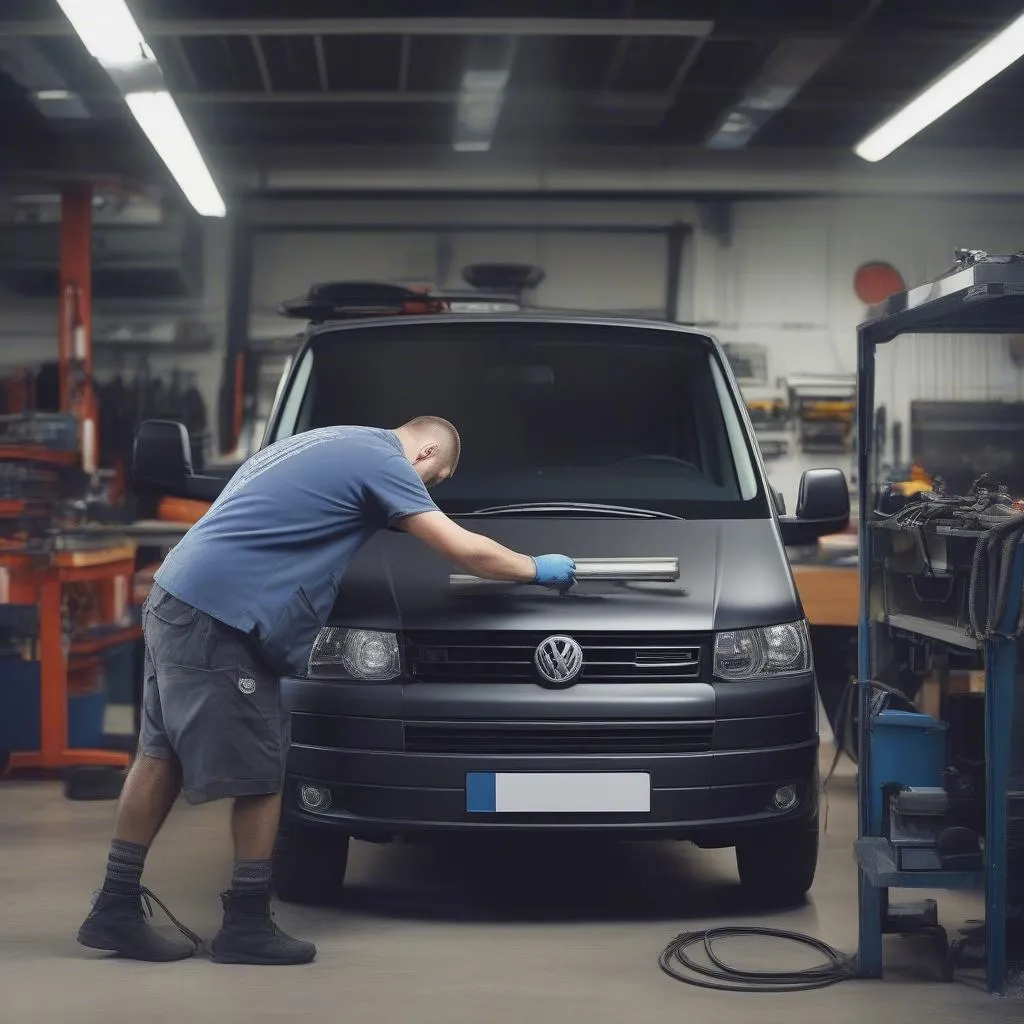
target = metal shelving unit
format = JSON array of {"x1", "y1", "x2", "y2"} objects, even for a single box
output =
[{"x1": 855, "y1": 255, "x2": 1024, "y2": 995}]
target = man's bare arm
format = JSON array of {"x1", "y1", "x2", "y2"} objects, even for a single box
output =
[{"x1": 399, "y1": 511, "x2": 537, "y2": 582}]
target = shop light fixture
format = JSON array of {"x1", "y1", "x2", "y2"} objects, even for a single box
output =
[
  {"x1": 54, "y1": 0, "x2": 226, "y2": 217},
  {"x1": 125, "y1": 92, "x2": 227, "y2": 218},
  {"x1": 54, "y1": 0, "x2": 153, "y2": 66},
  {"x1": 855, "y1": 11, "x2": 1024, "y2": 162}
]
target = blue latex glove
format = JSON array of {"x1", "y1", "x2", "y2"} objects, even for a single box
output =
[{"x1": 532, "y1": 554, "x2": 576, "y2": 592}]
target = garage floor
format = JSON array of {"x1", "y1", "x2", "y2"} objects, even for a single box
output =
[{"x1": 0, "y1": 754, "x2": 1019, "y2": 1023}]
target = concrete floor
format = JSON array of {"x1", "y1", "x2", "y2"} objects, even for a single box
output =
[{"x1": 0, "y1": 756, "x2": 1019, "y2": 1023}]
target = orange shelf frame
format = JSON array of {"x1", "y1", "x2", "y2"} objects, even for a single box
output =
[
  {"x1": 4, "y1": 547, "x2": 137, "y2": 774},
  {"x1": 0, "y1": 446, "x2": 78, "y2": 467}
]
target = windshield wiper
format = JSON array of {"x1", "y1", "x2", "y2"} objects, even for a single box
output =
[{"x1": 460, "y1": 502, "x2": 682, "y2": 520}]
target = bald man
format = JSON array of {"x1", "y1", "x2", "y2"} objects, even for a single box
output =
[{"x1": 78, "y1": 418, "x2": 574, "y2": 966}]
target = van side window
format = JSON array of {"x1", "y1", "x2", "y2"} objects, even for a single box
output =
[
  {"x1": 272, "y1": 348, "x2": 313, "y2": 441},
  {"x1": 710, "y1": 356, "x2": 758, "y2": 501}
]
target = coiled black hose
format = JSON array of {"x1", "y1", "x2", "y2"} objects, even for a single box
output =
[
  {"x1": 968, "y1": 512, "x2": 1024, "y2": 639},
  {"x1": 659, "y1": 927, "x2": 857, "y2": 993}
]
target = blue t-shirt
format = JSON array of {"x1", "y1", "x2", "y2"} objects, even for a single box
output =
[{"x1": 155, "y1": 426, "x2": 438, "y2": 675}]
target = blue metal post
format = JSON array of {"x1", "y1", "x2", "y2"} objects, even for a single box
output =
[
  {"x1": 983, "y1": 538, "x2": 1024, "y2": 995},
  {"x1": 856, "y1": 328, "x2": 882, "y2": 977}
]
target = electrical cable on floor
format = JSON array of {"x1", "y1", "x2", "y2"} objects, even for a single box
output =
[{"x1": 659, "y1": 926, "x2": 858, "y2": 993}]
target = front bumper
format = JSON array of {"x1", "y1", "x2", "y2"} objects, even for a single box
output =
[{"x1": 280, "y1": 675, "x2": 818, "y2": 841}]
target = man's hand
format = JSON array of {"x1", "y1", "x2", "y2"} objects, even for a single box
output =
[
  {"x1": 532, "y1": 554, "x2": 576, "y2": 592},
  {"x1": 400, "y1": 511, "x2": 574, "y2": 590}
]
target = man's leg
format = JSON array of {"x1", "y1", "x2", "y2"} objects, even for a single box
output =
[
  {"x1": 101, "y1": 753, "x2": 181, "y2": 896},
  {"x1": 225, "y1": 793, "x2": 282, "y2": 900},
  {"x1": 206, "y1": 631, "x2": 315, "y2": 965},
  {"x1": 113, "y1": 753, "x2": 182, "y2": 847},
  {"x1": 78, "y1": 638, "x2": 197, "y2": 962},
  {"x1": 232, "y1": 791, "x2": 283, "y2": 860}
]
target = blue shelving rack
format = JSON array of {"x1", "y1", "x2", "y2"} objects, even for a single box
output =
[{"x1": 854, "y1": 254, "x2": 1024, "y2": 995}]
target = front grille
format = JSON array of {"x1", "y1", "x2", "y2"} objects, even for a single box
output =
[
  {"x1": 404, "y1": 720, "x2": 714, "y2": 755},
  {"x1": 406, "y1": 630, "x2": 705, "y2": 684}
]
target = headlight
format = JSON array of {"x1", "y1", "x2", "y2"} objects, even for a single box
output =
[
  {"x1": 308, "y1": 627, "x2": 401, "y2": 680},
  {"x1": 713, "y1": 621, "x2": 810, "y2": 680}
]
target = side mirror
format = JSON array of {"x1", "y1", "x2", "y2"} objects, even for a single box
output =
[
  {"x1": 779, "y1": 468, "x2": 850, "y2": 546},
  {"x1": 133, "y1": 420, "x2": 226, "y2": 502}
]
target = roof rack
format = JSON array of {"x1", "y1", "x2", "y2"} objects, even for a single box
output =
[{"x1": 278, "y1": 281, "x2": 447, "y2": 322}]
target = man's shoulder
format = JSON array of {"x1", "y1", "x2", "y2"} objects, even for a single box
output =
[{"x1": 263, "y1": 426, "x2": 400, "y2": 457}]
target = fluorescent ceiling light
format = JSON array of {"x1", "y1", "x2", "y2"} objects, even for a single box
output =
[
  {"x1": 454, "y1": 70, "x2": 509, "y2": 152},
  {"x1": 54, "y1": 0, "x2": 154, "y2": 66},
  {"x1": 855, "y1": 12, "x2": 1024, "y2": 162},
  {"x1": 125, "y1": 92, "x2": 226, "y2": 217},
  {"x1": 54, "y1": 0, "x2": 226, "y2": 216}
]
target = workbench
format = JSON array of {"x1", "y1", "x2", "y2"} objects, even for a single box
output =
[{"x1": 3, "y1": 542, "x2": 138, "y2": 773}]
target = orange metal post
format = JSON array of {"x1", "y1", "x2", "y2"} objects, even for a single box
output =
[
  {"x1": 59, "y1": 185, "x2": 97, "y2": 467},
  {"x1": 36, "y1": 574, "x2": 66, "y2": 765}
]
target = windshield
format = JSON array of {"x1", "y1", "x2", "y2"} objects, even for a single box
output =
[{"x1": 271, "y1": 319, "x2": 768, "y2": 519}]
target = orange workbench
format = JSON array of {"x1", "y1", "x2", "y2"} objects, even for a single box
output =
[{"x1": 3, "y1": 543, "x2": 138, "y2": 773}]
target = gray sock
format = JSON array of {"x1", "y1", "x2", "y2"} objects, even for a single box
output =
[
  {"x1": 103, "y1": 839, "x2": 147, "y2": 896},
  {"x1": 230, "y1": 858, "x2": 273, "y2": 895}
]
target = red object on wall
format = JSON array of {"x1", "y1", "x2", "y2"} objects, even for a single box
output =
[{"x1": 854, "y1": 262, "x2": 906, "y2": 306}]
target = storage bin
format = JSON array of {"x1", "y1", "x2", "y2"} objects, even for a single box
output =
[
  {"x1": 0, "y1": 656, "x2": 109, "y2": 752},
  {"x1": 0, "y1": 658, "x2": 41, "y2": 753},
  {"x1": 867, "y1": 709, "x2": 948, "y2": 834}
]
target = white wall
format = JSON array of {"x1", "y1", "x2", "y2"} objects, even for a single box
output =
[
  {"x1": 246, "y1": 197, "x2": 693, "y2": 338},
  {"x1": 689, "y1": 195, "x2": 1024, "y2": 504}
]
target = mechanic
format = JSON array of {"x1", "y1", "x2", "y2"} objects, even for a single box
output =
[{"x1": 77, "y1": 417, "x2": 575, "y2": 966}]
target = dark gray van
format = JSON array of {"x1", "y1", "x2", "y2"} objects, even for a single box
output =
[{"x1": 136, "y1": 312, "x2": 849, "y2": 907}]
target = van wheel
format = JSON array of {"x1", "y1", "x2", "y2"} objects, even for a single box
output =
[
  {"x1": 735, "y1": 816, "x2": 819, "y2": 907},
  {"x1": 272, "y1": 822, "x2": 350, "y2": 906}
]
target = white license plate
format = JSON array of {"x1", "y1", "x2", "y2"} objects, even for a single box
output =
[{"x1": 466, "y1": 772, "x2": 651, "y2": 814}]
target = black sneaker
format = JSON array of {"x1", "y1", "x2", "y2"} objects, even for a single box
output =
[
  {"x1": 210, "y1": 891, "x2": 316, "y2": 965},
  {"x1": 77, "y1": 888, "x2": 201, "y2": 962}
]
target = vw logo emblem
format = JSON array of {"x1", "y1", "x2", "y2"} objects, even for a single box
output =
[{"x1": 534, "y1": 635, "x2": 584, "y2": 685}]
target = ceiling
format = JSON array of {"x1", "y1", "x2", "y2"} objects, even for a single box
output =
[{"x1": 1, "y1": 1, "x2": 1023, "y2": 194}]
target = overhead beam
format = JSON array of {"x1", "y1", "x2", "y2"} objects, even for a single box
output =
[
  {"x1": 663, "y1": 36, "x2": 708, "y2": 107},
  {"x1": 312, "y1": 35, "x2": 329, "y2": 91},
  {"x1": 49, "y1": 83, "x2": 1016, "y2": 111},
  {"x1": 0, "y1": 17, "x2": 713, "y2": 39},
  {"x1": 10, "y1": 140, "x2": 1024, "y2": 199},
  {"x1": 602, "y1": 37, "x2": 632, "y2": 91},
  {"x1": 4, "y1": 18, "x2": 1011, "y2": 45},
  {"x1": 249, "y1": 36, "x2": 273, "y2": 93},
  {"x1": 174, "y1": 89, "x2": 673, "y2": 111},
  {"x1": 397, "y1": 35, "x2": 411, "y2": 92}
]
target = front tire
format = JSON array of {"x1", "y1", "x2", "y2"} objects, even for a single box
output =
[
  {"x1": 735, "y1": 815, "x2": 819, "y2": 907},
  {"x1": 272, "y1": 821, "x2": 350, "y2": 906}
]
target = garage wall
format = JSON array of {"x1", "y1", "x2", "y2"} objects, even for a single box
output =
[
  {"x1": 689, "y1": 195, "x2": 1024, "y2": 503},
  {"x1": 694, "y1": 194, "x2": 1024, "y2": 382},
  {"x1": 247, "y1": 197, "x2": 687, "y2": 338}
]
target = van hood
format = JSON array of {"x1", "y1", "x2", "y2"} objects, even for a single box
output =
[{"x1": 330, "y1": 517, "x2": 801, "y2": 633}]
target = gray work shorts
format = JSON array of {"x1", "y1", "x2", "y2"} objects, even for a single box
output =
[{"x1": 139, "y1": 584, "x2": 289, "y2": 805}]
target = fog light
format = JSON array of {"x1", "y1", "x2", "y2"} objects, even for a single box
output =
[
  {"x1": 772, "y1": 785, "x2": 798, "y2": 811},
  {"x1": 299, "y1": 785, "x2": 331, "y2": 812}
]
